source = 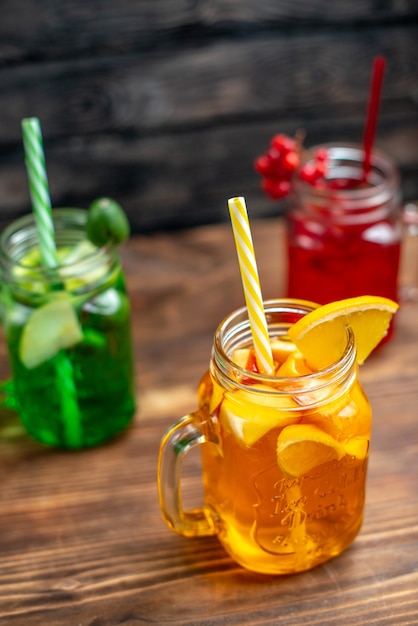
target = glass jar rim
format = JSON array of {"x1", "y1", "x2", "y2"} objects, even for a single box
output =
[
  {"x1": 0, "y1": 208, "x2": 117, "y2": 296},
  {"x1": 212, "y1": 298, "x2": 357, "y2": 395},
  {"x1": 293, "y1": 142, "x2": 400, "y2": 202},
  {"x1": 0, "y1": 208, "x2": 112, "y2": 273}
]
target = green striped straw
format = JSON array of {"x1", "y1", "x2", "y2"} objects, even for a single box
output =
[
  {"x1": 21, "y1": 117, "x2": 57, "y2": 268},
  {"x1": 21, "y1": 116, "x2": 82, "y2": 448}
]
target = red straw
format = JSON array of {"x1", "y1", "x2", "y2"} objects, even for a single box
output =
[{"x1": 362, "y1": 56, "x2": 386, "y2": 176}]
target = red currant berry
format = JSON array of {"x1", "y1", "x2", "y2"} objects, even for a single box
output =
[
  {"x1": 315, "y1": 148, "x2": 328, "y2": 163},
  {"x1": 271, "y1": 134, "x2": 296, "y2": 155},
  {"x1": 281, "y1": 151, "x2": 300, "y2": 173},
  {"x1": 262, "y1": 178, "x2": 290, "y2": 199},
  {"x1": 276, "y1": 180, "x2": 291, "y2": 196},
  {"x1": 266, "y1": 147, "x2": 282, "y2": 165},
  {"x1": 264, "y1": 149, "x2": 284, "y2": 178},
  {"x1": 254, "y1": 155, "x2": 272, "y2": 176},
  {"x1": 299, "y1": 163, "x2": 319, "y2": 184},
  {"x1": 314, "y1": 161, "x2": 327, "y2": 178},
  {"x1": 255, "y1": 133, "x2": 301, "y2": 200}
]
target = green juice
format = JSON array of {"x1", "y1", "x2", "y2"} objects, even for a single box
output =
[{"x1": 0, "y1": 209, "x2": 136, "y2": 449}]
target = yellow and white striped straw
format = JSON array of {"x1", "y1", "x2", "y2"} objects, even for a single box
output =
[{"x1": 228, "y1": 196, "x2": 274, "y2": 375}]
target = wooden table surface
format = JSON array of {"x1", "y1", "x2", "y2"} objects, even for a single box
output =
[{"x1": 0, "y1": 218, "x2": 417, "y2": 626}]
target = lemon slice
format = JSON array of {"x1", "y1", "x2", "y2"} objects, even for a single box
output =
[
  {"x1": 277, "y1": 423, "x2": 345, "y2": 477},
  {"x1": 287, "y1": 296, "x2": 399, "y2": 369},
  {"x1": 220, "y1": 385, "x2": 300, "y2": 446},
  {"x1": 19, "y1": 295, "x2": 83, "y2": 369}
]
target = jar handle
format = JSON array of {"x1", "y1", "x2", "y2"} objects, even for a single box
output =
[{"x1": 158, "y1": 411, "x2": 218, "y2": 537}]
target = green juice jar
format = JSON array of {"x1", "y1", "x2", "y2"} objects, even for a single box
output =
[{"x1": 0, "y1": 208, "x2": 136, "y2": 449}]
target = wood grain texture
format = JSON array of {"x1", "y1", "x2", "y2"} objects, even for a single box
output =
[
  {"x1": 0, "y1": 219, "x2": 417, "y2": 625},
  {"x1": 0, "y1": 1, "x2": 417, "y2": 232},
  {"x1": 1, "y1": 0, "x2": 417, "y2": 63}
]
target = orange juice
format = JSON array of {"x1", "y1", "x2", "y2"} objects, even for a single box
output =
[
  {"x1": 198, "y1": 337, "x2": 371, "y2": 574},
  {"x1": 158, "y1": 299, "x2": 375, "y2": 575}
]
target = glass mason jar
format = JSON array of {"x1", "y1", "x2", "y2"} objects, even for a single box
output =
[
  {"x1": 0, "y1": 208, "x2": 136, "y2": 449},
  {"x1": 286, "y1": 143, "x2": 402, "y2": 306},
  {"x1": 158, "y1": 299, "x2": 372, "y2": 575}
]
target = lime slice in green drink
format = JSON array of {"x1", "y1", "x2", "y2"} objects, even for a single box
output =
[
  {"x1": 14, "y1": 247, "x2": 69, "y2": 274},
  {"x1": 14, "y1": 241, "x2": 112, "y2": 295},
  {"x1": 59, "y1": 240, "x2": 97, "y2": 265},
  {"x1": 19, "y1": 295, "x2": 83, "y2": 369},
  {"x1": 15, "y1": 247, "x2": 42, "y2": 268},
  {"x1": 58, "y1": 240, "x2": 111, "y2": 291},
  {"x1": 12, "y1": 248, "x2": 47, "y2": 296},
  {"x1": 86, "y1": 198, "x2": 130, "y2": 247}
]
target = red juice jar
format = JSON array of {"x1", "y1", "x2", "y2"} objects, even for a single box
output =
[{"x1": 286, "y1": 144, "x2": 402, "y2": 305}]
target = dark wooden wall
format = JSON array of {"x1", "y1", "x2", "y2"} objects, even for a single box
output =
[{"x1": 0, "y1": 1, "x2": 417, "y2": 234}]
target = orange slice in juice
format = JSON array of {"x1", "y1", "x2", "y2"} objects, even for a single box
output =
[
  {"x1": 277, "y1": 423, "x2": 345, "y2": 477},
  {"x1": 287, "y1": 296, "x2": 399, "y2": 369},
  {"x1": 220, "y1": 385, "x2": 300, "y2": 446},
  {"x1": 231, "y1": 348, "x2": 253, "y2": 370},
  {"x1": 276, "y1": 350, "x2": 313, "y2": 377},
  {"x1": 344, "y1": 437, "x2": 369, "y2": 460},
  {"x1": 306, "y1": 383, "x2": 372, "y2": 441},
  {"x1": 208, "y1": 376, "x2": 225, "y2": 415},
  {"x1": 270, "y1": 337, "x2": 297, "y2": 366}
]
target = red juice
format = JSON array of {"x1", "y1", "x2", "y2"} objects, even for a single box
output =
[
  {"x1": 287, "y1": 212, "x2": 401, "y2": 303},
  {"x1": 286, "y1": 145, "x2": 402, "y2": 311}
]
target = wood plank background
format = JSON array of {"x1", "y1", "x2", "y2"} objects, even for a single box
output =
[{"x1": 0, "y1": 1, "x2": 417, "y2": 233}]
